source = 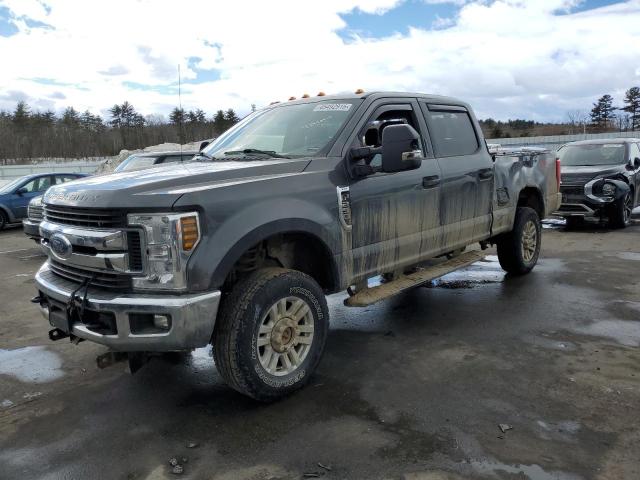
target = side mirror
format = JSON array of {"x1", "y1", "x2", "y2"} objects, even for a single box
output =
[
  {"x1": 15, "y1": 187, "x2": 27, "y2": 195},
  {"x1": 199, "y1": 140, "x2": 210, "y2": 151},
  {"x1": 380, "y1": 124, "x2": 423, "y2": 173}
]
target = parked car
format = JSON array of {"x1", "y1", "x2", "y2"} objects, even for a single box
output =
[
  {"x1": 33, "y1": 92, "x2": 560, "y2": 401},
  {"x1": 555, "y1": 138, "x2": 640, "y2": 228},
  {"x1": 0, "y1": 173, "x2": 86, "y2": 231},
  {"x1": 114, "y1": 151, "x2": 198, "y2": 173},
  {"x1": 22, "y1": 195, "x2": 44, "y2": 241}
]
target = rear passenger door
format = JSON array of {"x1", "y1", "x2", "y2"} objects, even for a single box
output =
[{"x1": 420, "y1": 103, "x2": 493, "y2": 248}]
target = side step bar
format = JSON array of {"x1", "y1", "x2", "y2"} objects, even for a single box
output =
[{"x1": 344, "y1": 251, "x2": 486, "y2": 307}]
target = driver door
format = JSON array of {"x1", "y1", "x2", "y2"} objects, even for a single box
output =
[
  {"x1": 348, "y1": 99, "x2": 443, "y2": 281},
  {"x1": 9, "y1": 175, "x2": 52, "y2": 218}
]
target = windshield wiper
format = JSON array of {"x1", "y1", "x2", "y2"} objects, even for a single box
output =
[
  {"x1": 191, "y1": 151, "x2": 213, "y2": 161},
  {"x1": 224, "y1": 148, "x2": 289, "y2": 159}
]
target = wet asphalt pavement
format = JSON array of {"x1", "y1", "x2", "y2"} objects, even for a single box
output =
[{"x1": 0, "y1": 216, "x2": 639, "y2": 480}]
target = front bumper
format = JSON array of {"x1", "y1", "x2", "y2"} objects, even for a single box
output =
[
  {"x1": 22, "y1": 218, "x2": 41, "y2": 239},
  {"x1": 35, "y1": 262, "x2": 221, "y2": 351}
]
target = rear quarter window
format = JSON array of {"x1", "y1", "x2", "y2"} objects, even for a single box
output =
[{"x1": 426, "y1": 110, "x2": 479, "y2": 157}]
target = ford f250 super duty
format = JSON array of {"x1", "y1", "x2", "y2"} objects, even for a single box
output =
[{"x1": 33, "y1": 92, "x2": 561, "y2": 401}]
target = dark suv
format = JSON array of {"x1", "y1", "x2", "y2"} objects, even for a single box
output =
[{"x1": 556, "y1": 138, "x2": 640, "y2": 228}]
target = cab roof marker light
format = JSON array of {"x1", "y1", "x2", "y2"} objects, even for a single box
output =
[
  {"x1": 317, "y1": 91, "x2": 326, "y2": 96},
  {"x1": 355, "y1": 88, "x2": 365, "y2": 94},
  {"x1": 288, "y1": 96, "x2": 296, "y2": 101},
  {"x1": 302, "y1": 93, "x2": 310, "y2": 98}
]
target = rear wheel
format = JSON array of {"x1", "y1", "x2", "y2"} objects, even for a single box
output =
[
  {"x1": 497, "y1": 207, "x2": 541, "y2": 275},
  {"x1": 213, "y1": 268, "x2": 329, "y2": 402},
  {"x1": 0, "y1": 210, "x2": 6, "y2": 230},
  {"x1": 609, "y1": 191, "x2": 633, "y2": 229}
]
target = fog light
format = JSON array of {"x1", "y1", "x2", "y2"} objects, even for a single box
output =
[{"x1": 153, "y1": 314, "x2": 171, "y2": 330}]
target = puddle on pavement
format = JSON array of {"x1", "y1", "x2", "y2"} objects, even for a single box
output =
[
  {"x1": 0, "y1": 346, "x2": 64, "y2": 383},
  {"x1": 427, "y1": 255, "x2": 504, "y2": 289},
  {"x1": 542, "y1": 218, "x2": 566, "y2": 229},
  {"x1": 469, "y1": 458, "x2": 581, "y2": 480},
  {"x1": 523, "y1": 335, "x2": 577, "y2": 352},
  {"x1": 573, "y1": 319, "x2": 640, "y2": 347},
  {"x1": 604, "y1": 251, "x2": 640, "y2": 261}
]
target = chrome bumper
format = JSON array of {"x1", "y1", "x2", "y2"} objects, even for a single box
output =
[
  {"x1": 35, "y1": 262, "x2": 221, "y2": 351},
  {"x1": 22, "y1": 218, "x2": 41, "y2": 238}
]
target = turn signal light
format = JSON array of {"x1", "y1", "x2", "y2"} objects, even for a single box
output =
[{"x1": 180, "y1": 216, "x2": 199, "y2": 251}]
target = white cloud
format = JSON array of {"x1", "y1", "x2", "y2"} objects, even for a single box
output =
[{"x1": 0, "y1": 0, "x2": 639, "y2": 121}]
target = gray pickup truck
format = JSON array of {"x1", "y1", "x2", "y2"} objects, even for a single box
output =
[{"x1": 33, "y1": 92, "x2": 561, "y2": 401}]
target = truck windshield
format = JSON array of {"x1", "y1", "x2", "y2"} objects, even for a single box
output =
[
  {"x1": 558, "y1": 144, "x2": 626, "y2": 166},
  {"x1": 202, "y1": 101, "x2": 358, "y2": 159}
]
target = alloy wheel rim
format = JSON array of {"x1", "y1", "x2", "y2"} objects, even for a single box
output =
[
  {"x1": 623, "y1": 193, "x2": 632, "y2": 223},
  {"x1": 521, "y1": 220, "x2": 538, "y2": 263},
  {"x1": 257, "y1": 296, "x2": 314, "y2": 376}
]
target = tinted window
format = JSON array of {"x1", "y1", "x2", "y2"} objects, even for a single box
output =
[
  {"x1": 558, "y1": 144, "x2": 626, "y2": 166},
  {"x1": 426, "y1": 110, "x2": 478, "y2": 157}
]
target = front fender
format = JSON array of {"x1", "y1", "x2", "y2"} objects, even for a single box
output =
[
  {"x1": 185, "y1": 197, "x2": 340, "y2": 291},
  {"x1": 0, "y1": 202, "x2": 16, "y2": 222}
]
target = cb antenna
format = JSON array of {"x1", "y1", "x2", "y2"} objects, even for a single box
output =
[{"x1": 178, "y1": 64, "x2": 183, "y2": 156}]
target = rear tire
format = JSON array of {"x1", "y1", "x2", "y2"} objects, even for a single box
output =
[
  {"x1": 213, "y1": 268, "x2": 329, "y2": 402},
  {"x1": 0, "y1": 210, "x2": 7, "y2": 231},
  {"x1": 497, "y1": 207, "x2": 541, "y2": 275},
  {"x1": 609, "y1": 191, "x2": 633, "y2": 229}
]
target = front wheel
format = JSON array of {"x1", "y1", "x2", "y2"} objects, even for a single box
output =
[
  {"x1": 213, "y1": 268, "x2": 329, "y2": 402},
  {"x1": 609, "y1": 191, "x2": 633, "y2": 229},
  {"x1": 0, "y1": 210, "x2": 7, "y2": 231},
  {"x1": 496, "y1": 207, "x2": 541, "y2": 275}
]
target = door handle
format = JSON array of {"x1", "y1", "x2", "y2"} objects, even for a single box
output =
[
  {"x1": 422, "y1": 175, "x2": 440, "y2": 188},
  {"x1": 478, "y1": 169, "x2": 494, "y2": 181}
]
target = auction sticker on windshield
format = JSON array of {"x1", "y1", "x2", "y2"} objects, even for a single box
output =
[{"x1": 313, "y1": 103, "x2": 352, "y2": 112}]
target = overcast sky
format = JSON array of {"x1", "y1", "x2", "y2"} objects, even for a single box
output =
[{"x1": 0, "y1": 0, "x2": 639, "y2": 122}]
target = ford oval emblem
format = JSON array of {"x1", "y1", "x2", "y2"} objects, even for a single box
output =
[{"x1": 50, "y1": 233, "x2": 72, "y2": 259}]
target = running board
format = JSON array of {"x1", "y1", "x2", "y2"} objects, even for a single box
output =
[{"x1": 344, "y1": 251, "x2": 486, "y2": 307}]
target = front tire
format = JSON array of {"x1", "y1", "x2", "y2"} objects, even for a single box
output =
[
  {"x1": 0, "y1": 210, "x2": 7, "y2": 231},
  {"x1": 497, "y1": 207, "x2": 541, "y2": 275},
  {"x1": 609, "y1": 191, "x2": 633, "y2": 229},
  {"x1": 213, "y1": 268, "x2": 329, "y2": 402}
]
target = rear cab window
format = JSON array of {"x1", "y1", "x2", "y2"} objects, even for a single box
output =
[{"x1": 421, "y1": 105, "x2": 479, "y2": 157}]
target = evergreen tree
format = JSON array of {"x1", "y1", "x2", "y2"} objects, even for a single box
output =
[
  {"x1": 621, "y1": 86, "x2": 640, "y2": 131},
  {"x1": 212, "y1": 109, "x2": 226, "y2": 134},
  {"x1": 12, "y1": 101, "x2": 31, "y2": 128},
  {"x1": 590, "y1": 94, "x2": 616, "y2": 130}
]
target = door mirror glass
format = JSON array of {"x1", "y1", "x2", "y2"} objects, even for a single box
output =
[
  {"x1": 634, "y1": 157, "x2": 640, "y2": 169},
  {"x1": 381, "y1": 124, "x2": 423, "y2": 173}
]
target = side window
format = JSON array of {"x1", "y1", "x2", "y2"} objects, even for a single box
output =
[
  {"x1": 21, "y1": 176, "x2": 51, "y2": 193},
  {"x1": 54, "y1": 175, "x2": 76, "y2": 184},
  {"x1": 359, "y1": 106, "x2": 422, "y2": 168},
  {"x1": 630, "y1": 143, "x2": 640, "y2": 160},
  {"x1": 425, "y1": 109, "x2": 478, "y2": 157}
]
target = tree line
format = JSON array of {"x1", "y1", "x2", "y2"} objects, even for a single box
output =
[
  {"x1": 484, "y1": 86, "x2": 640, "y2": 139},
  {"x1": 0, "y1": 101, "x2": 242, "y2": 163}
]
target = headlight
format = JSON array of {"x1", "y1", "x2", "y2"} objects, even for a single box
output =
[
  {"x1": 127, "y1": 212, "x2": 200, "y2": 291},
  {"x1": 602, "y1": 182, "x2": 616, "y2": 196},
  {"x1": 28, "y1": 196, "x2": 43, "y2": 220}
]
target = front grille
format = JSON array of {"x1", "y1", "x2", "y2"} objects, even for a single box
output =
[
  {"x1": 28, "y1": 205, "x2": 44, "y2": 221},
  {"x1": 44, "y1": 205, "x2": 127, "y2": 228},
  {"x1": 561, "y1": 173, "x2": 596, "y2": 186},
  {"x1": 127, "y1": 231, "x2": 143, "y2": 272},
  {"x1": 559, "y1": 204, "x2": 589, "y2": 212},
  {"x1": 560, "y1": 185, "x2": 584, "y2": 196},
  {"x1": 49, "y1": 260, "x2": 132, "y2": 290}
]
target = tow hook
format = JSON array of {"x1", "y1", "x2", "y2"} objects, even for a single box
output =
[{"x1": 49, "y1": 328, "x2": 69, "y2": 341}]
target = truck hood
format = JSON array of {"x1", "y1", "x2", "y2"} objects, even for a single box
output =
[{"x1": 43, "y1": 158, "x2": 312, "y2": 209}]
